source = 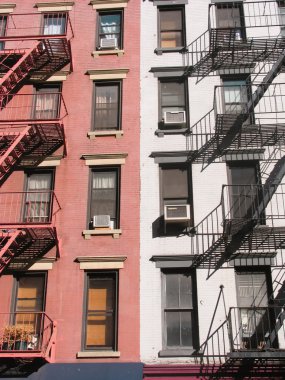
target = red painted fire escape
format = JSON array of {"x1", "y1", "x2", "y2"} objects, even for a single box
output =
[{"x1": 0, "y1": 13, "x2": 72, "y2": 362}]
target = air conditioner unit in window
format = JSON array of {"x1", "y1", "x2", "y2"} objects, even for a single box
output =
[
  {"x1": 100, "y1": 38, "x2": 118, "y2": 49},
  {"x1": 93, "y1": 215, "x2": 111, "y2": 228},
  {"x1": 164, "y1": 204, "x2": 191, "y2": 223},
  {"x1": 164, "y1": 111, "x2": 186, "y2": 125}
]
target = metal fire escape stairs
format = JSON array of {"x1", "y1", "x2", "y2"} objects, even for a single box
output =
[
  {"x1": 190, "y1": 51, "x2": 285, "y2": 168},
  {"x1": 0, "y1": 123, "x2": 65, "y2": 185},
  {"x1": 0, "y1": 36, "x2": 70, "y2": 182},
  {"x1": 0, "y1": 227, "x2": 58, "y2": 274}
]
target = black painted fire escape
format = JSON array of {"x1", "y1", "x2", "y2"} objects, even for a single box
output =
[{"x1": 185, "y1": 0, "x2": 285, "y2": 367}]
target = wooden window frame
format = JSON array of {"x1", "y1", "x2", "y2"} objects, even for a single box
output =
[
  {"x1": 88, "y1": 167, "x2": 120, "y2": 229},
  {"x1": 92, "y1": 81, "x2": 122, "y2": 131},
  {"x1": 160, "y1": 269, "x2": 199, "y2": 355},
  {"x1": 158, "y1": 6, "x2": 186, "y2": 51},
  {"x1": 33, "y1": 83, "x2": 62, "y2": 120},
  {"x1": 82, "y1": 271, "x2": 119, "y2": 352},
  {"x1": 158, "y1": 77, "x2": 188, "y2": 130},
  {"x1": 96, "y1": 10, "x2": 123, "y2": 50}
]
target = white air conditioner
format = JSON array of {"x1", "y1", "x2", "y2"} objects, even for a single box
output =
[
  {"x1": 100, "y1": 37, "x2": 118, "y2": 49},
  {"x1": 164, "y1": 204, "x2": 191, "y2": 223},
  {"x1": 164, "y1": 111, "x2": 186, "y2": 125},
  {"x1": 93, "y1": 215, "x2": 111, "y2": 228}
]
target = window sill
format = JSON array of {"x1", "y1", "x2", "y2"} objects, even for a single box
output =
[
  {"x1": 155, "y1": 128, "x2": 189, "y2": 137},
  {"x1": 83, "y1": 229, "x2": 122, "y2": 239},
  {"x1": 87, "y1": 130, "x2": 124, "y2": 139},
  {"x1": 77, "y1": 351, "x2": 120, "y2": 358},
  {"x1": 155, "y1": 47, "x2": 187, "y2": 55},
  {"x1": 92, "y1": 50, "x2": 125, "y2": 57},
  {"x1": 158, "y1": 348, "x2": 196, "y2": 357}
]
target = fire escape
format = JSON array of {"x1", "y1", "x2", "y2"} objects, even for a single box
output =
[
  {"x1": 184, "y1": 0, "x2": 285, "y2": 368},
  {"x1": 0, "y1": 12, "x2": 72, "y2": 362}
]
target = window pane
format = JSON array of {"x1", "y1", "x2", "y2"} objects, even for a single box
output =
[
  {"x1": 236, "y1": 272, "x2": 268, "y2": 308},
  {"x1": 180, "y1": 274, "x2": 193, "y2": 308},
  {"x1": 85, "y1": 275, "x2": 116, "y2": 349},
  {"x1": 165, "y1": 274, "x2": 180, "y2": 308},
  {"x1": 94, "y1": 84, "x2": 119, "y2": 130},
  {"x1": 43, "y1": 14, "x2": 66, "y2": 35},
  {"x1": 160, "y1": 10, "x2": 183, "y2": 48},
  {"x1": 100, "y1": 14, "x2": 121, "y2": 37},
  {"x1": 16, "y1": 276, "x2": 45, "y2": 312},
  {"x1": 217, "y1": 6, "x2": 242, "y2": 28},
  {"x1": 181, "y1": 311, "x2": 192, "y2": 346},
  {"x1": 162, "y1": 167, "x2": 188, "y2": 200},
  {"x1": 161, "y1": 82, "x2": 185, "y2": 107},
  {"x1": 166, "y1": 311, "x2": 180, "y2": 346}
]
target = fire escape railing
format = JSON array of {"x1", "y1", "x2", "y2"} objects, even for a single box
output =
[
  {"x1": 0, "y1": 191, "x2": 61, "y2": 226},
  {"x1": 185, "y1": 1, "x2": 285, "y2": 78},
  {"x1": 0, "y1": 312, "x2": 56, "y2": 362},
  {"x1": 0, "y1": 92, "x2": 67, "y2": 122},
  {"x1": 228, "y1": 306, "x2": 285, "y2": 353},
  {"x1": 0, "y1": 12, "x2": 73, "y2": 43}
]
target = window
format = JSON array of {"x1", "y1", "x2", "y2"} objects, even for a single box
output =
[
  {"x1": 0, "y1": 15, "x2": 7, "y2": 50},
  {"x1": 223, "y1": 78, "x2": 249, "y2": 114},
  {"x1": 158, "y1": 7, "x2": 185, "y2": 50},
  {"x1": 43, "y1": 13, "x2": 67, "y2": 35},
  {"x1": 159, "y1": 78, "x2": 188, "y2": 130},
  {"x1": 33, "y1": 84, "x2": 61, "y2": 120},
  {"x1": 97, "y1": 11, "x2": 123, "y2": 50},
  {"x1": 93, "y1": 81, "x2": 121, "y2": 131},
  {"x1": 83, "y1": 271, "x2": 118, "y2": 351},
  {"x1": 160, "y1": 164, "x2": 193, "y2": 234},
  {"x1": 216, "y1": 2, "x2": 245, "y2": 41},
  {"x1": 161, "y1": 270, "x2": 198, "y2": 355},
  {"x1": 227, "y1": 161, "x2": 263, "y2": 220},
  {"x1": 235, "y1": 268, "x2": 276, "y2": 349},
  {"x1": 279, "y1": 5, "x2": 285, "y2": 36},
  {"x1": 12, "y1": 273, "x2": 46, "y2": 348},
  {"x1": 24, "y1": 171, "x2": 54, "y2": 223},
  {"x1": 89, "y1": 168, "x2": 120, "y2": 229}
]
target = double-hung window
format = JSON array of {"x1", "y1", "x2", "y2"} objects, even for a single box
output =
[
  {"x1": 33, "y1": 84, "x2": 61, "y2": 120},
  {"x1": 159, "y1": 78, "x2": 187, "y2": 129},
  {"x1": 84, "y1": 271, "x2": 118, "y2": 351},
  {"x1": 158, "y1": 7, "x2": 185, "y2": 50},
  {"x1": 161, "y1": 270, "x2": 198, "y2": 355},
  {"x1": 97, "y1": 11, "x2": 123, "y2": 50},
  {"x1": 0, "y1": 15, "x2": 7, "y2": 50},
  {"x1": 12, "y1": 273, "x2": 46, "y2": 349},
  {"x1": 90, "y1": 168, "x2": 120, "y2": 229},
  {"x1": 24, "y1": 171, "x2": 54, "y2": 223},
  {"x1": 93, "y1": 81, "x2": 121, "y2": 131},
  {"x1": 43, "y1": 13, "x2": 66, "y2": 35},
  {"x1": 216, "y1": 2, "x2": 245, "y2": 41}
]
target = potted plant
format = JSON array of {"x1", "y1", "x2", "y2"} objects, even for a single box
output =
[{"x1": 1, "y1": 325, "x2": 33, "y2": 350}]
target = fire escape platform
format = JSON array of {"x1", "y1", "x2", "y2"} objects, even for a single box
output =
[{"x1": 228, "y1": 350, "x2": 285, "y2": 359}]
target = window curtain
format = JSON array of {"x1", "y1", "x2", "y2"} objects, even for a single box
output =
[
  {"x1": 35, "y1": 93, "x2": 58, "y2": 119},
  {"x1": 25, "y1": 174, "x2": 52, "y2": 222},
  {"x1": 92, "y1": 172, "x2": 115, "y2": 189},
  {"x1": 43, "y1": 15, "x2": 66, "y2": 35}
]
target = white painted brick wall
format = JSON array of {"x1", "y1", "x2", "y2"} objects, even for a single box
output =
[{"x1": 140, "y1": 0, "x2": 285, "y2": 363}]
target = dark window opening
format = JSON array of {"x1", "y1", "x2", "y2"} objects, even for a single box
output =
[{"x1": 216, "y1": 2, "x2": 246, "y2": 41}]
